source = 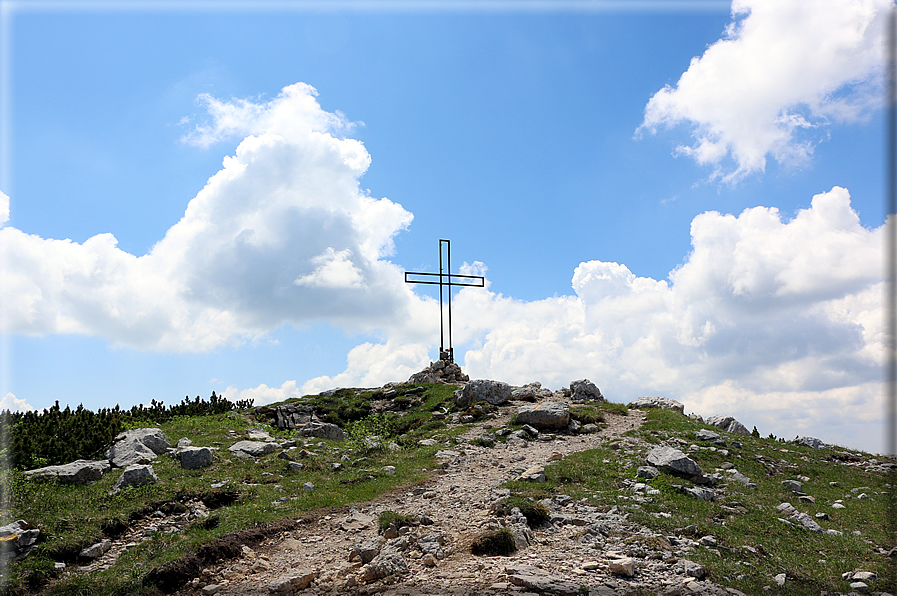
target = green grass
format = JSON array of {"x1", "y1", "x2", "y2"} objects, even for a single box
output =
[
  {"x1": 3, "y1": 383, "x2": 458, "y2": 595},
  {"x1": 499, "y1": 408, "x2": 892, "y2": 596}
]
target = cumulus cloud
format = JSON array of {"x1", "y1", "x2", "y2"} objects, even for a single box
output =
[
  {"x1": 221, "y1": 380, "x2": 302, "y2": 407},
  {"x1": 639, "y1": 0, "x2": 888, "y2": 181},
  {"x1": 0, "y1": 83, "x2": 421, "y2": 351},
  {"x1": 319, "y1": 186, "x2": 884, "y2": 451},
  {"x1": 0, "y1": 392, "x2": 35, "y2": 412},
  {"x1": 301, "y1": 340, "x2": 431, "y2": 395},
  {"x1": 0, "y1": 191, "x2": 9, "y2": 226}
]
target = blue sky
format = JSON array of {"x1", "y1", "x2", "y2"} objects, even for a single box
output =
[{"x1": 0, "y1": 0, "x2": 890, "y2": 453}]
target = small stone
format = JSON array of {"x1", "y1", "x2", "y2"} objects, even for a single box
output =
[
  {"x1": 382, "y1": 466, "x2": 396, "y2": 475},
  {"x1": 607, "y1": 557, "x2": 636, "y2": 576},
  {"x1": 202, "y1": 584, "x2": 222, "y2": 594},
  {"x1": 421, "y1": 553, "x2": 437, "y2": 566},
  {"x1": 774, "y1": 573, "x2": 786, "y2": 586},
  {"x1": 849, "y1": 581, "x2": 869, "y2": 593},
  {"x1": 303, "y1": 482, "x2": 315, "y2": 491}
]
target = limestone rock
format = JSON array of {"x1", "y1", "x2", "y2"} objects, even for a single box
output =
[
  {"x1": 112, "y1": 464, "x2": 159, "y2": 492},
  {"x1": 516, "y1": 402, "x2": 570, "y2": 430},
  {"x1": 608, "y1": 557, "x2": 636, "y2": 577},
  {"x1": 24, "y1": 459, "x2": 110, "y2": 485},
  {"x1": 106, "y1": 428, "x2": 170, "y2": 468},
  {"x1": 229, "y1": 440, "x2": 278, "y2": 458},
  {"x1": 80, "y1": 539, "x2": 111, "y2": 559},
  {"x1": 455, "y1": 379, "x2": 512, "y2": 408},
  {"x1": 569, "y1": 379, "x2": 603, "y2": 403},
  {"x1": 628, "y1": 396, "x2": 684, "y2": 414},
  {"x1": 297, "y1": 421, "x2": 346, "y2": 441},
  {"x1": 695, "y1": 429, "x2": 726, "y2": 446},
  {"x1": 349, "y1": 537, "x2": 382, "y2": 564},
  {"x1": 505, "y1": 565, "x2": 584, "y2": 596},
  {"x1": 782, "y1": 479, "x2": 804, "y2": 493},
  {"x1": 705, "y1": 415, "x2": 750, "y2": 435},
  {"x1": 517, "y1": 466, "x2": 547, "y2": 482},
  {"x1": 361, "y1": 552, "x2": 407, "y2": 582},
  {"x1": 178, "y1": 446, "x2": 214, "y2": 469},
  {"x1": 794, "y1": 436, "x2": 827, "y2": 449},
  {"x1": 646, "y1": 445, "x2": 702, "y2": 477},
  {"x1": 268, "y1": 569, "x2": 318, "y2": 593}
]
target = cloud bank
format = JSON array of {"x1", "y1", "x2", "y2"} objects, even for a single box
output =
[
  {"x1": 1, "y1": 81, "x2": 885, "y2": 451},
  {"x1": 1, "y1": 84, "x2": 433, "y2": 351},
  {"x1": 639, "y1": 0, "x2": 888, "y2": 182}
]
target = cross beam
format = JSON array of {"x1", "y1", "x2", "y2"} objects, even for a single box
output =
[{"x1": 404, "y1": 239, "x2": 485, "y2": 363}]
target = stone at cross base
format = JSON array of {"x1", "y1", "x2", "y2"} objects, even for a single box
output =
[{"x1": 408, "y1": 360, "x2": 469, "y2": 384}]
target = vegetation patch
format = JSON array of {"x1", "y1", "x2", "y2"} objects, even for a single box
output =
[
  {"x1": 493, "y1": 496, "x2": 550, "y2": 527},
  {"x1": 569, "y1": 405, "x2": 604, "y2": 425},
  {"x1": 470, "y1": 528, "x2": 516, "y2": 556},
  {"x1": 378, "y1": 511, "x2": 417, "y2": 534}
]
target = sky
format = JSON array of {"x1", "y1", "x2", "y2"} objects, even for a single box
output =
[{"x1": 0, "y1": 0, "x2": 892, "y2": 454}]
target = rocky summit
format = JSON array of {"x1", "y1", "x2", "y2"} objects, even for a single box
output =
[{"x1": 9, "y1": 374, "x2": 895, "y2": 596}]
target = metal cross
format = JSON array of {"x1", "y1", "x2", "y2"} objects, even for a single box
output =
[{"x1": 404, "y1": 239, "x2": 485, "y2": 363}]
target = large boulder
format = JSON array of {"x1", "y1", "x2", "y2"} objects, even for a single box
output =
[
  {"x1": 705, "y1": 415, "x2": 750, "y2": 435},
  {"x1": 794, "y1": 436, "x2": 827, "y2": 449},
  {"x1": 228, "y1": 440, "x2": 278, "y2": 458},
  {"x1": 111, "y1": 464, "x2": 159, "y2": 492},
  {"x1": 297, "y1": 421, "x2": 346, "y2": 441},
  {"x1": 106, "y1": 428, "x2": 170, "y2": 468},
  {"x1": 177, "y1": 446, "x2": 214, "y2": 469},
  {"x1": 628, "y1": 396, "x2": 684, "y2": 414},
  {"x1": 569, "y1": 379, "x2": 603, "y2": 403},
  {"x1": 454, "y1": 379, "x2": 512, "y2": 408},
  {"x1": 515, "y1": 402, "x2": 570, "y2": 430},
  {"x1": 24, "y1": 459, "x2": 110, "y2": 484},
  {"x1": 646, "y1": 445, "x2": 703, "y2": 478}
]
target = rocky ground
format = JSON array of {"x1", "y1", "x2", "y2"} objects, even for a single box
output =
[{"x1": 166, "y1": 402, "x2": 752, "y2": 596}]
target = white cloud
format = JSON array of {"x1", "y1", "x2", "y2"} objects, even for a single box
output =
[
  {"x1": 0, "y1": 191, "x2": 9, "y2": 226},
  {"x1": 318, "y1": 186, "x2": 885, "y2": 452},
  {"x1": 0, "y1": 392, "x2": 34, "y2": 412},
  {"x1": 222, "y1": 380, "x2": 302, "y2": 407},
  {"x1": 639, "y1": 0, "x2": 888, "y2": 182},
  {"x1": 301, "y1": 340, "x2": 431, "y2": 395},
  {"x1": 0, "y1": 83, "x2": 419, "y2": 351}
]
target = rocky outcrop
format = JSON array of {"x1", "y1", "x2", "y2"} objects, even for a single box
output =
[
  {"x1": 628, "y1": 396, "x2": 685, "y2": 414},
  {"x1": 177, "y1": 446, "x2": 215, "y2": 469},
  {"x1": 569, "y1": 379, "x2": 603, "y2": 403},
  {"x1": 454, "y1": 379, "x2": 512, "y2": 408},
  {"x1": 794, "y1": 436, "x2": 827, "y2": 449},
  {"x1": 516, "y1": 402, "x2": 570, "y2": 430},
  {"x1": 297, "y1": 421, "x2": 346, "y2": 441},
  {"x1": 0, "y1": 520, "x2": 41, "y2": 564},
  {"x1": 24, "y1": 459, "x2": 110, "y2": 484},
  {"x1": 408, "y1": 360, "x2": 469, "y2": 384},
  {"x1": 704, "y1": 415, "x2": 750, "y2": 435},
  {"x1": 645, "y1": 445, "x2": 703, "y2": 478},
  {"x1": 229, "y1": 440, "x2": 279, "y2": 458},
  {"x1": 111, "y1": 464, "x2": 159, "y2": 492},
  {"x1": 106, "y1": 428, "x2": 170, "y2": 468}
]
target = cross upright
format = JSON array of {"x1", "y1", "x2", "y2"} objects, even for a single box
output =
[{"x1": 404, "y1": 239, "x2": 485, "y2": 363}]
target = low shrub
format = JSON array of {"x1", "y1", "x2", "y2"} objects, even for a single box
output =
[{"x1": 470, "y1": 528, "x2": 516, "y2": 556}]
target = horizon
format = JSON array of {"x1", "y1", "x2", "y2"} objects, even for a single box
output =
[{"x1": 0, "y1": 0, "x2": 891, "y2": 455}]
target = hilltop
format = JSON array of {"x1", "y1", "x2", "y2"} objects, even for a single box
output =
[{"x1": 1, "y1": 374, "x2": 894, "y2": 596}]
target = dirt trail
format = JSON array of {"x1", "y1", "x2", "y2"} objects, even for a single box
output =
[{"x1": 181, "y1": 404, "x2": 652, "y2": 596}]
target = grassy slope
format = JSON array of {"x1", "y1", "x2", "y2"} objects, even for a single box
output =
[
  {"x1": 5, "y1": 392, "x2": 894, "y2": 595},
  {"x1": 502, "y1": 407, "x2": 893, "y2": 596},
  {"x1": 4, "y1": 383, "x2": 460, "y2": 595}
]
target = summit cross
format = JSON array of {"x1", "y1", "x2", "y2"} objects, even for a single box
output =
[{"x1": 404, "y1": 239, "x2": 485, "y2": 363}]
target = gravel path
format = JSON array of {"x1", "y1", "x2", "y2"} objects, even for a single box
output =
[{"x1": 176, "y1": 404, "x2": 696, "y2": 596}]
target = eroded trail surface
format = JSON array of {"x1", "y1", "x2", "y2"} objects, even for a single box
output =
[{"x1": 181, "y1": 405, "x2": 734, "y2": 596}]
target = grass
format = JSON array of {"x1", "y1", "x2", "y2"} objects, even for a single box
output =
[
  {"x1": 498, "y1": 407, "x2": 893, "y2": 596},
  {"x1": 8, "y1": 389, "x2": 893, "y2": 596},
  {"x1": 470, "y1": 528, "x2": 516, "y2": 556},
  {"x1": 3, "y1": 383, "x2": 458, "y2": 596}
]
